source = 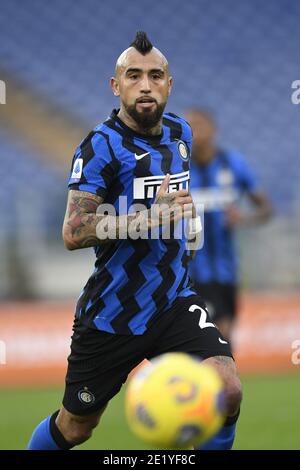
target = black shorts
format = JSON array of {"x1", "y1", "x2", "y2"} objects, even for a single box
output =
[
  {"x1": 63, "y1": 295, "x2": 233, "y2": 416},
  {"x1": 193, "y1": 282, "x2": 237, "y2": 322}
]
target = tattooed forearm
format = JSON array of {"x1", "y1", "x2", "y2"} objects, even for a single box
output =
[
  {"x1": 63, "y1": 190, "x2": 149, "y2": 250},
  {"x1": 62, "y1": 184, "x2": 195, "y2": 251},
  {"x1": 80, "y1": 235, "x2": 102, "y2": 249},
  {"x1": 67, "y1": 211, "x2": 98, "y2": 238},
  {"x1": 68, "y1": 194, "x2": 99, "y2": 217},
  {"x1": 63, "y1": 190, "x2": 106, "y2": 250}
]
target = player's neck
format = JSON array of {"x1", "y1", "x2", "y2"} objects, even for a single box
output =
[{"x1": 117, "y1": 108, "x2": 162, "y2": 136}]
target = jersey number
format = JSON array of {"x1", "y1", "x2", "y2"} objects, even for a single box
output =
[{"x1": 189, "y1": 304, "x2": 216, "y2": 329}]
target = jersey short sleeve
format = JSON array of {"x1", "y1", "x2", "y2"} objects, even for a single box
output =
[
  {"x1": 181, "y1": 118, "x2": 193, "y2": 157},
  {"x1": 68, "y1": 131, "x2": 119, "y2": 198}
]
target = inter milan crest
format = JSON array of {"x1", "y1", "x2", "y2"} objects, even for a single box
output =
[
  {"x1": 177, "y1": 140, "x2": 189, "y2": 161},
  {"x1": 78, "y1": 387, "x2": 95, "y2": 405}
]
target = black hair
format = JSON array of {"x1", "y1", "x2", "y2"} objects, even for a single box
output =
[{"x1": 130, "y1": 31, "x2": 153, "y2": 55}]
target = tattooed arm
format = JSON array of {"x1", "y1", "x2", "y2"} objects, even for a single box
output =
[
  {"x1": 63, "y1": 175, "x2": 194, "y2": 250},
  {"x1": 62, "y1": 190, "x2": 151, "y2": 250},
  {"x1": 62, "y1": 190, "x2": 105, "y2": 250}
]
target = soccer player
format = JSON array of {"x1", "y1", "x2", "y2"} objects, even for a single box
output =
[
  {"x1": 186, "y1": 109, "x2": 272, "y2": 340},
  {"x1": 27, "y1": 32, "x2": 242, "y2": 451}
]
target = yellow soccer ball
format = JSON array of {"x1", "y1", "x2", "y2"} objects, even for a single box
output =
[{"x1": 125, "y1": 353, "x2": 226, "y2": 449}]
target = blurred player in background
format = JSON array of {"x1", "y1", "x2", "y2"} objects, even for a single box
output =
[
  {"x1": 27, "y1": 33, "x2": 242, "y2": 451},
  {"x1": 186, "y1": 109, "x2": 272, "y2": 341}
]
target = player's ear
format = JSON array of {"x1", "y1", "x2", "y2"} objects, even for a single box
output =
[
  {"x1": 110, "y1": 77, "x2": 120, "y2": 97},
  {"x1": 168, "y1": 76, "x2": 173, "y2": 96}
]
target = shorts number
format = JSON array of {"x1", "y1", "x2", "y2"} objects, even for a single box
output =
[{"x1": 189, "y1": 304, "x2": 216, "y2": 329}]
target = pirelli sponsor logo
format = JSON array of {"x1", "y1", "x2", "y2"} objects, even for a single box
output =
[
  {"x1": 133, "y1": 171, "x2": 190, "y2": 200},
  {"x1": 191, "y1": 187, "x2": 239, "y2": 212}
]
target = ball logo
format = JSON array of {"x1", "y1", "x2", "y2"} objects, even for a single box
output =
[
  {"x1": 78, "y1": 387, "x2": 95, "y2": 405},
  {"x1": 168, "y1": 376, "x2": 199, "y2": 403},
  {"x1": 135, "y1": 403, "x2": 156, "y2": 428},
  {"x1": 177, "y1": 140, "x2": 189, "y2": 161},
  {"x1": 176, "y1": 424, "x2": 202, "y2": 446}
]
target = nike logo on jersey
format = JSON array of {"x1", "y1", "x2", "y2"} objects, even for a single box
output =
[
  {"x1": 218, "y1": 337, "x2": 228, "y2": 344},
  {"x1": 135, "y1": 152, "x2": 150, "y2": 160}
]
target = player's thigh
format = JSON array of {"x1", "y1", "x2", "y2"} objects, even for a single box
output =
[
  {"x1": 63, "y1": 322, "x2": 146, "y2": 417},
  {"x1": 148, "y1": 295, "x2": 233, "y2": 361}
]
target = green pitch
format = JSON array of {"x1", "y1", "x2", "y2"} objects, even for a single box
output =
[{"x1": 0, "y1": 374, "x2": 299, "y2": 450}]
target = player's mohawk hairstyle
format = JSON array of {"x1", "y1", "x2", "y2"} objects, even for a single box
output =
[{"x1": 130, "y1": 31, "x2": 153, "y2": 55}]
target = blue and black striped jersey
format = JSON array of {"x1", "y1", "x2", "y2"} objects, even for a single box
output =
[
  {"x1": 68, "y1": 109, "x2": 196, "y2": 335},
  {"x1": 189, "y1": 150, "x2": 259, "y2": 284}
]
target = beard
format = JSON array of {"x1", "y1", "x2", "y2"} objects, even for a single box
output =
[{"x1": 124, "y1": 100, "x2": 166, "y2": 131}]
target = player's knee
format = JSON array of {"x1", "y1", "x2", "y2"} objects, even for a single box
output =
[
  {"x1": 56, "y1": 406, "x2": 103, "y2": 446},
  {"x1": 63, "y1": 424, "x2": 93, "y2": 445},
  {"x1": 223, "y1": 374, "x2": 242, "y2": 416},
  {"x1": 202, "y1": 356, "x2": 242, "y2": 416}
]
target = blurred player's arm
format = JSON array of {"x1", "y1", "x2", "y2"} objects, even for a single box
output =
[{"x1": 225, "y1": 191, "x2": 273, "y2": 227}]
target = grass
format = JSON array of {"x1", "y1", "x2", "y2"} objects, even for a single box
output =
[{"x1": 0, "y1": 374, "x2": 299, "y2": 450}]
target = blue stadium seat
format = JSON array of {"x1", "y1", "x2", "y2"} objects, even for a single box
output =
[
  {"x1": 0, "y1": 129, "x2": 65, "y2": 234},
  {"x1": 0, "y1": 0, "x2": 299, "y2": 214}
]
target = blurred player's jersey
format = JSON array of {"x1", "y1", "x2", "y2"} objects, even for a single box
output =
[
  {"x1": 68, "y1": 109, "x2": 195, "y2": 335},
  {"x1": 189, "y1": 150, "x2": 258, "y2": 284}
]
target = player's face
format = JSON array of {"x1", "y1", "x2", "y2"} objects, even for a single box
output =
[
  {"x1": 111, "y1": 49, "x2": 172, "y2": 129},
  {"x1": 186, "y1": 112, "x2": 216, "y2": 162}
]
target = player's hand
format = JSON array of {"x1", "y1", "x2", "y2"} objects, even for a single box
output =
[
  {"x1": 225, "y1": 205, "x2": 245, "y2": 227},
  {"x1": 153, "y1": 174, "x2": 194, "y2": 226}
]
